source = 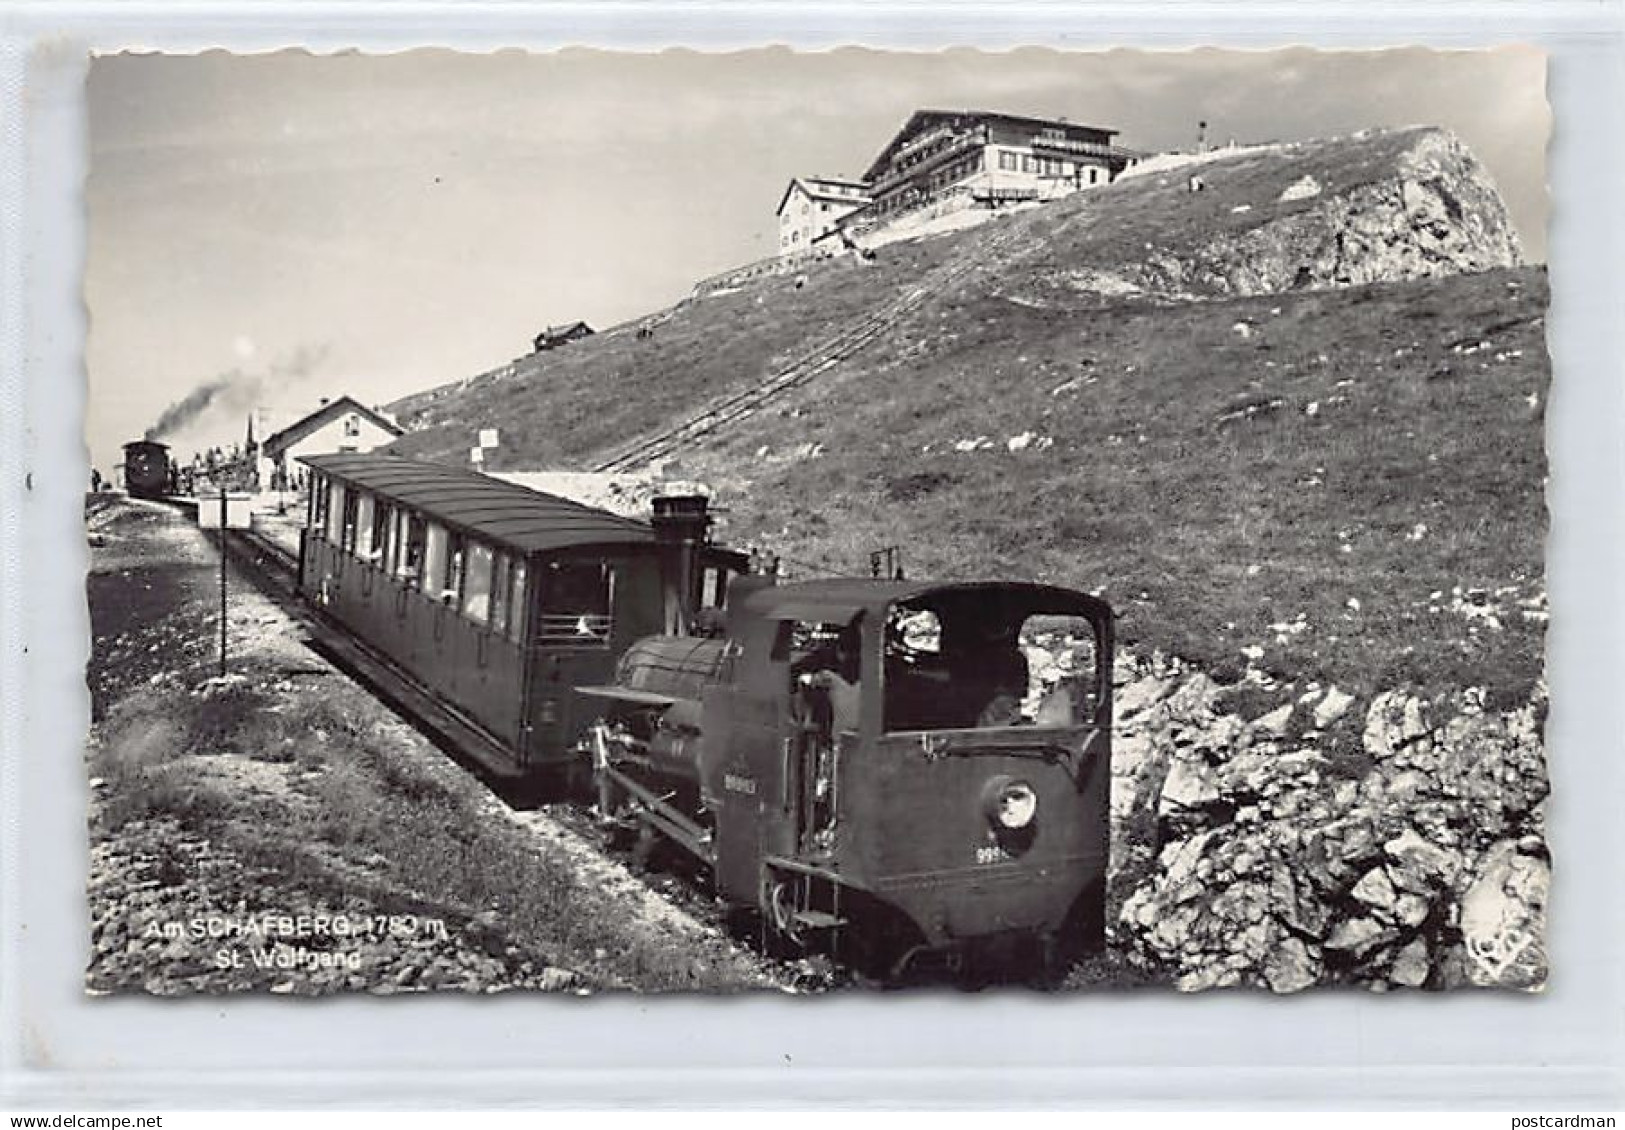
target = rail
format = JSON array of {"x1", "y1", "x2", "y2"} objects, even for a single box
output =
[{"x1": 592, "y1": 215, "x2": 1033, "y2": 473}]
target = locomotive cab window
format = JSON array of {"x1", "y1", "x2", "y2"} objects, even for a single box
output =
[
  {"x1": 883, "y1": 601, "x2": 1101, "y2": 732},
  {"x1": 786, "y1": 619, "x2": 863, "y2": 736}
]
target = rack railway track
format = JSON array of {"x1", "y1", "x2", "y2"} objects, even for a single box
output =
[{"x1": 592, "y1": 216, "x2": 1031, "y2": 473}]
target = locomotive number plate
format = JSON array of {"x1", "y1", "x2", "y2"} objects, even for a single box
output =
[
  {"x1": 975, "y1": 844, "x2": 1013, "y2": 865},
  {"x1": 723, "y1": 773, "x2": 757, "y2": 796}
]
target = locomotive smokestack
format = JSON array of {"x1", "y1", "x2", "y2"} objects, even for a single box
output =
[{"x1": 651, "y1": 494, "x2": 711, "y2": 635}]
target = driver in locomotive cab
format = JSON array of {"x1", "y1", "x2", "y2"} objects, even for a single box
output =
[
  {"x1": 789, "y1": 622, "x2": 861, "y2": 849},
  {"x1": 945, "y1": 617, "x2": 1030, "y2": 728},
  {"x1": 791, "y1": 622, "x2": 861, "y2": 738}
]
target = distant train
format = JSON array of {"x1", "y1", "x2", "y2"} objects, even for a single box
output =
[
  {"x1": 122, "y1": 440, "x2": 173, "y2": 500},
  {"x1": 295, "y1": 452, "x2": 1114, "y2": 977}
]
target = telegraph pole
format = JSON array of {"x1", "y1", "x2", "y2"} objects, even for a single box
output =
[{"x1": 219, "y1": 487, "x2": 228, "y2": 676}]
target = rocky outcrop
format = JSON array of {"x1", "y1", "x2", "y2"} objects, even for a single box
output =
[
  {"x1": 1066, "y1": 128, "x2": 1523, "y2": 302},
  {"x1": 1109, "y1": 653, "x2": 1548, "y2": 992}
]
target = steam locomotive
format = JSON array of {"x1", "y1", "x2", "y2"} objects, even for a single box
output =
[
  {"x1": 122, "y1": 439, "x2": 173, "y2": 500},
  {"x1": 296, "y1": 452, "x2": 1113, "y2": 976}
]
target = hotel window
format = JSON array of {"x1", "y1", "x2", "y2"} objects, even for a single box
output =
[
  {"x1": 343, "y1": 415, "x2": 361, "y2": 438},
  {"x1": 999, "y1": 151, "x2": 1017, "y2": 171}
]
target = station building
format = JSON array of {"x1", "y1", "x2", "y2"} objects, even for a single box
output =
[{"x1": 260, "y1": 395, "x2": 405, "y2": 491}]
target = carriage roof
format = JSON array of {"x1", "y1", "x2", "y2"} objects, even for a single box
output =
[{"x1": 300, "y1": 452, "x2": 656, "y2": 556}]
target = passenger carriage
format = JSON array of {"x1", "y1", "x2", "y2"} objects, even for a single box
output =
[{"x1": 295, "y1": 452, "x2": 745, "y2": 777}]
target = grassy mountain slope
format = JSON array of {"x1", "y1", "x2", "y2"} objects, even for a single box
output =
[
  {"x1": 688, "y1": 265, "x2": 1547, "y2": 708},
  {"x1": 387, "y1": 127, "x2": 1546, "y2": 706},
  {"x1": 389, "y1": 127, "x2": 1518, "y2": 466}
]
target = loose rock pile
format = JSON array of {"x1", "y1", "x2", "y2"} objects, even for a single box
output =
[{"x1": 1110, "y1": 654, "x2": 1549, "y2": 991}]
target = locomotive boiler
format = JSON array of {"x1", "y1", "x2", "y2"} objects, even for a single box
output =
[{"x1": 581, "y1": 574, "x2": 1115, "y2": 977}]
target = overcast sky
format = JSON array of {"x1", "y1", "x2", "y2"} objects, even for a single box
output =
[{"x1": 85, "y1": 46, "x2": 1548, "y2": 474}]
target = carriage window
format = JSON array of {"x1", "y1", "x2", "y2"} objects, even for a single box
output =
[
  {"x1": 462, "y1": 542, "x2": 494, "y2": 625},
  {"x1": 883, "y1": 604, "x2": 1100, "y2": 732},
  {"x1": 339, "y1": 488, "x2": 360, "y2": 551},
  {"x1": 355, "y1": 493, "x2": 376, "y2": 560},
  {"x1": 368, "y1": 500, "x2": 390, "y2": 565},
  {"x1": 700, "y1": 565, "x2": 730, "y2": 611},
  {"x1": 325, "y1": 481, "x2": 345, "y2": 542},
  {"x1": 394, "y1": 509, "x2": 409, "y2": 575},
  {"x1": 376, "y1": 503, "x2": 393, "y2": 571},
  {"x1": 490, "y1": 553, "x2": 511, "y2": 635},
  {"x1": 507, "y1": 559, "x2": 529, "y2": 643},
  {"x1": 310, "y1": 474, "x2": 328, "y2": 530},
  {"x1": 401, "y1": 515, "x2": 428, "y2": 588},
  {"x1": 536, "y1": 561, "x2": 613, "y2": 644},
  {"x1": 443, "y1": 534, "x2": 466, "y2": 604}
]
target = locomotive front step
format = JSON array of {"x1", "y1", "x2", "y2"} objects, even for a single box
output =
[{"x1": 790, "y1": 908, "x2": 847, "y2": 931}]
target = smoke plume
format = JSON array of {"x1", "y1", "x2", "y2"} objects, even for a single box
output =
[{"x1": 143, "y1": 345, "x2": 329, "y2": 442}]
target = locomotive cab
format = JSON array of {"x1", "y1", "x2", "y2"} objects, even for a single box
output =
[{"x1": 744, "y1": 582, "x2": 1112, "y2": 969}]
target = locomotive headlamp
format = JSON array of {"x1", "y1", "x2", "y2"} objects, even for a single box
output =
[{"x1": 984, "y1": 776, "x2": 1039, "y2": 830}]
